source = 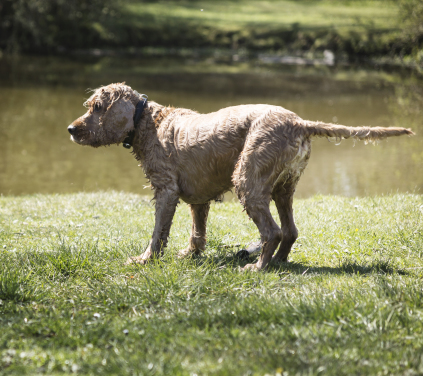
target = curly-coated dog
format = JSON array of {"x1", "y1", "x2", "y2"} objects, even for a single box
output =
[{"x1": 68, "y1": 83, "x2": 414, "y2": 271}]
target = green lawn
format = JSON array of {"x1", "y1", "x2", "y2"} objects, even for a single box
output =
[
  {"x1": 119, "y1": 0, "x2": 403, "y2": 56},
  {"x1": 1, "y1": 192, "x2": 423, "y2": 375},
  {"x1": 127, "y1": 0, "x2": 397, "y2": 31},
  {"x1": 4, "y1": 0, "x2": 413, "y2": 60}
]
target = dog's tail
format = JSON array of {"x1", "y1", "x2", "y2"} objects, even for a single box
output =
[{"x1": 303, "y1": 121, "x2": 414, "y2": 142}]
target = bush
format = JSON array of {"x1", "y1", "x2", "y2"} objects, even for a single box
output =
[
  {"x1": 396, "y1": 0, "x2": 423, "y2": 56},
  {"x1": 0, "y1": 0, "x2": 124, "y2": 53}
]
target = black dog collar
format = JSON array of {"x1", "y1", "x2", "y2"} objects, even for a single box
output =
[{"x1": 123, "y1": 94, "x2": 148, "y2": 149}]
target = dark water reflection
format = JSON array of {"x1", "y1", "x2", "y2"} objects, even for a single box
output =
[{"x1": 0, "y1": 56, "x2": 422, "y2": 198}]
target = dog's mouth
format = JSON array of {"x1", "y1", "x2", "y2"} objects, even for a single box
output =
[
  {"x1": 70, "y1": 134, "x2": 86, "y2": 144},
  {"x1": 69, "y1": 130, "x2": 105, "y2": 148},
  {"x1": 69, "y1": 133, "x2": 90, "y2": 145},
  {"x1": 68, "y1": 125, "x2": 92, "y2": 145},
  {"x1": 67, "y1": 123, "x2": 126, "y2": 148}
]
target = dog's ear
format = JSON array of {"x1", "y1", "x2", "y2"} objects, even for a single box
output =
[{"x1": 102, "y1": 96, "x2": 136, "y2": 143}]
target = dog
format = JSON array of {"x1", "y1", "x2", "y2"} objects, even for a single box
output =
[{"x1": 67, "y1": 83, "x2": 414, "y2": 271}]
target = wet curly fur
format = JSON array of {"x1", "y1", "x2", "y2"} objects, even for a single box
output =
[{"x1": 68, "y1": 83, "x2": 414, "y2": 271}]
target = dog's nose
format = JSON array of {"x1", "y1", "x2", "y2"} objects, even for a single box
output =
[{"x1": 68, "y1": 125, "x2": 77, "y2": 135}]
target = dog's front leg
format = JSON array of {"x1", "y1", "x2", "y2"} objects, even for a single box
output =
[
  {"x1": 125, "y1": 189, "x2": 179, "y2": 265},
  {"x1": 178, "y1": 202, "x2": 210, "y2": 258}
]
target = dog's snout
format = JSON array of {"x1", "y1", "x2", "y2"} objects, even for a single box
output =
[{"x1": 68, "y1": 125, "x2": 77, "y2": 135}]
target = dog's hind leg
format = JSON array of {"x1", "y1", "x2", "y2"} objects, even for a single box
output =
[
  {"x1": 271, "y1": 183, "x2": 298, "y2": 263},
  {"x1": 241, "y1": 197, "x2": 282, "y2": 271},
  {"x1": 271, "y1": 138, "x2": 310, "y2": 263},
  {"x1": 178, "y1": 202, "x2": 210, "y2": 258},
  {"x1": 233, "y1": 153, "x2": 284, "y2": 270},
  {"x1": 234, "y1": 167, "x2": 282, "y2": 271},
  {"x1": 125, "y1": 188, "x2": 179, "y2": 265}
]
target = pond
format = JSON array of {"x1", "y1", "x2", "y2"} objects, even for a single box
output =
[{"x1": 0, "y1": 55, "x2": 422, "y2": 198}]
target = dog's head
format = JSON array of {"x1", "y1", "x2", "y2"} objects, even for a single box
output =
[{"x1": 68, "y1": 83, "x2": 141, "y2": 147}]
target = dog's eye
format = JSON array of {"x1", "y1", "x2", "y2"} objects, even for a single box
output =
[{"x1": 93, "y1": 103, "x2": 102, "y2": 112}]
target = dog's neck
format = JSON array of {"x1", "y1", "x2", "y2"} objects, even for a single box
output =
[
  {"x1": 129, "y1": 101, "x2": 199, "y2": 190},
  {"x1": 122, "y1": 95, "x2": 148, "y2": 149},
  {"x1": 130, "y1": 101, "x2": 173, "y2": 181}
]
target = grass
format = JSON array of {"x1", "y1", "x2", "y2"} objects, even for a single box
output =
[
  {"x1": 120, "y1": 0, "x2": 402, "y2": 59},
  {"x1": 127, "y1": 0, "x2": 398, "y2": 31},
  {"x1": 5, "y1": 0, "x2": 419, "y2": 63},
  {"x1": 1, "y1": 192, "x2": 423, "y2": 375}
]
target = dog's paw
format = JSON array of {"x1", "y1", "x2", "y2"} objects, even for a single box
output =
[
  {"x1": 124, "y1": 256, "x2": 149, "y2": 265},
  {"x1": 271, "y1": 256, "x2": 289, "y2": 265},
  {"x1": 177, "y1": 247, "x2": 193, "y2": 259},
  {"x1": 241, "y1": 263, "x2": 261, "y2": 272},
  {"x1": 177, "y1": 247, "x2": 202, "y2": 259}
]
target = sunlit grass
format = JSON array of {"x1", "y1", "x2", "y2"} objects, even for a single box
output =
[
  {"x1": 1, "y1": 192, "x2": 422, "y2": 375},
  {"x1": 127, "y1": 0, "x2": 398, "y2": 31},
  {"x1": 120, "y1": 0, "x2": 401, "y2": 57}
]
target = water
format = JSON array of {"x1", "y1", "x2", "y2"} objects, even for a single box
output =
[{"x1": 0, "y1": 55, "x2": 422, "y2": 198}]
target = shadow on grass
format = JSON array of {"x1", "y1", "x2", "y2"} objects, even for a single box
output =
[
  {"x1": 189, "y1": 249, "x2": 409, "y2": 276},
  {"x1": 266, "y1": 260, "x2": 409, "y2": 276}
]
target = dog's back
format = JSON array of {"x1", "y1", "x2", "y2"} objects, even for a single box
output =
[
  {"x1": 162, "y1": 104, "x2": 295, "y2": 203},
  {"x1": 155, "y1": 103, "x2": 412, "y2": 204}
]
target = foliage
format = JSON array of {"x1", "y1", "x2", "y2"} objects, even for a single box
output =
[
  {"x1": 0, "y1": 0, "x2": 123, "y2": 53},
  {"x1": 397, "y1": 0, "x2": 423, "y2": 60},
  {"x1": 399, "y1": 0, "x2": 423, "y2": 39},
  {"x1": 0, "y1": 0, "x2": 405, "y2": 60},
  {"x1": 0, "y1": 192, "x2": 423, "y2": 374}
]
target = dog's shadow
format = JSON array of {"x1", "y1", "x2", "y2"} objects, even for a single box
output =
[
  {"x1": 265, "y1": 260, "x2": 409, "y2": 276},
  {"x1": 192, "y1": 249, "x2": 409, "y2": 276}
]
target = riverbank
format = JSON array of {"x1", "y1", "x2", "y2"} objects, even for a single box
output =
[
  {"x1": 121, "y1": 0, "x2": 400, "y2": 58},
  {"x1": 2, "y1": 0, "x2": 422, "y2": 67},
  {"x1": 1, "y1": 192, "x2": 422, "y2": 374}
]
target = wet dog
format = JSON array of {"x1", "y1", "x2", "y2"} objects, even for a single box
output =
[{"x1": 68, "y1": 83, "x2": 413, "y2": 270}]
